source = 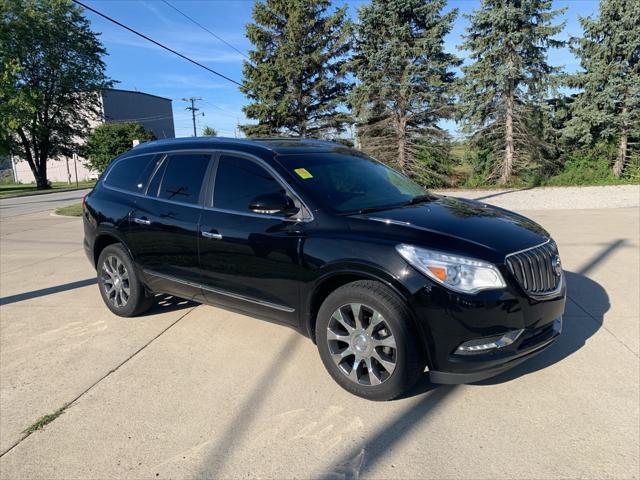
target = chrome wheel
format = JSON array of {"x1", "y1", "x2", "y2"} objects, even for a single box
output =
[
  {"x1": 326, "y1": 303, "x2": 397, "y2": 386},
  {"x1": 101, "y1": 255, "x2": 130, "y2": 308}
]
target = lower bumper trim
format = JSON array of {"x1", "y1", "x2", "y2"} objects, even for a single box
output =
[{"x1": 430, "y1": 317, "x2": 561, "y2": 384}]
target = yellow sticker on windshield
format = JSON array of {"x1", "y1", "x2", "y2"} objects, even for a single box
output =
[{"x1": 294, "y1": 168, "x2": 313, "y2": 179}]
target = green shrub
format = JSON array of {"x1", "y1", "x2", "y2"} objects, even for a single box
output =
[{"x1": 542, "y1": 142, "x2": 631, "y2": 186}]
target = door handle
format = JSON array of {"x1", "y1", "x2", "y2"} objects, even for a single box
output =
[
  {"x1": 201, "y1": 230, "x2": 222, "y2": 240},
  {"x1": 133, "y1": 217, "x2": 151, "y2": 226}
]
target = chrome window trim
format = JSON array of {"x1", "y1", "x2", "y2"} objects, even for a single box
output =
[
  {"x1": 144, "y1": 269, "x2": 295, "y2": 313},
  {"x1": 101, "y1": 148, "x2": 314, "y2": 223},
  {"x1": 209, "y1": 149, "x2": 314, "y2": 223}
]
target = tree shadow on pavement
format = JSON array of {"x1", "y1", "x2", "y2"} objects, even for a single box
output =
[
  {"x1": 0, "y1": 279, "x2": 195, "y2": 314},
  {"x1": 0, "y1": 278, "x2": 97, "y2": 306},
  {"x1": 197, "y1": 334, "x2": 302, "y2": 479},
  {"x1": 472, "y1": 186, "x2": 534, "y2": 201},
  {"x1": 316, "y1": 386, "x2": 456, "y2": 480}
]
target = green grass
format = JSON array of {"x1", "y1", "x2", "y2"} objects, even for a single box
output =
[
  {"x1": 54, "y1": 203, "x2": 83, "y2": 216},
  {"x1": 23, "y1": 404, "x2": 68, "y2": 435},
  {"x1": 0, "y1": 180, "x2": 96, "y2": 198}
]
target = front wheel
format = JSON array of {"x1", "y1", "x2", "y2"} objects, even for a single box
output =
[
  {"x1": 316, "y1": 280, "x2": 423, "y2": 401},
  {"x1": 97, "y1": 243, "x2": 154, "y2": 317}
]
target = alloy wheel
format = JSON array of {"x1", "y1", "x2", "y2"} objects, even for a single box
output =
[
  {"x1": 326, "y1": 303, "x2": 397, "y2": 386},
  {"x1": 101, "y1": 255, "x2": 130, "y2": 308}
]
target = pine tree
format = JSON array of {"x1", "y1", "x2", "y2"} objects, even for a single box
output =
[
  {"x1": 458, "y1": 0, "x2": 565, "y2": 184},
  {"x1": 564, "y1": 0, "x2": 640, "y2": 177},
  {"x1": 240, "y1": 0, "x2": 351, "y2": 138},
  {"x1": 351, "y1": 0, "x2": 459, "y2": 184}
]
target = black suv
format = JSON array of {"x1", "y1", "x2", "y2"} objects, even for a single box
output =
[{"x1": 83, "y1": 137, "x2": 565, "y2": 400}]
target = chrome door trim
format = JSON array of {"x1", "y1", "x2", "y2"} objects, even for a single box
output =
[
  {"x1": 201, "y1": 231, "x2": 223, "y2": 240},
  {"x1": 143, "y1": 269, "x2": 295, "y2": 313}
]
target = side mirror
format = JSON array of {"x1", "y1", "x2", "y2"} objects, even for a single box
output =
[{"x1": 249, "y1": 192, "x2": 300, "y2": 217}]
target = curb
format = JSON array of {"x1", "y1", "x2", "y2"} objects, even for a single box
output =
[{"x1": 0, "y1": 187, "x2": 92, "y2": 200}]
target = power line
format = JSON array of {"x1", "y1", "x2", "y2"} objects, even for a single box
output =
[
  {"x1": 160, "y1": 0, "x2": 251, "y2": 62},
  {"x1": 72, "y1": 0, "x2": 242, "y2": 87}
]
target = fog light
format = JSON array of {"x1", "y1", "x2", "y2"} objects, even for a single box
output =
[{"x1": 456, "y1": 329, "x2": 524, "y2": 355}]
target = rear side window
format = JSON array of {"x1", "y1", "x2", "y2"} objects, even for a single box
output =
[
  {"x1": 213, "y1": 155, "x2": 283, "y2": 213},
  {"x1": 104, "y1": 154, "x2": 157, "y2": 192},
  {"x1": 156, "y1": 153, "x2": 210, "y2": 205}
]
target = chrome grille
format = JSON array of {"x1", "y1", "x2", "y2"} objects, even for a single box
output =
[{"x1": 505, "y1": 241, "x2": 561, "y2": 297}]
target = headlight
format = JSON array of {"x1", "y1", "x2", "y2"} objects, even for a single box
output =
[{"x1": 395, "y1": 244, "x2": 506, "y2": 294}]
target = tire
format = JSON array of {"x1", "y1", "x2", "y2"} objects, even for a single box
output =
[
  {"x1": 96, "y1": 243, "x2": 155, "y2": 317},
  {"x1": 316, "y1": 280, "x2": 423, "y2": 401}
]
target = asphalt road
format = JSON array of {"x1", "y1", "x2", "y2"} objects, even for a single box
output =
[
  {"x1": 0, "y1": 187, "x2": 638, "y2": 479},
  {"x1": 0, "y1": 188, "x2": 90, "y2": 219}
]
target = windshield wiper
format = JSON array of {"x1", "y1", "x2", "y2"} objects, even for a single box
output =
[{"x1": 405, "y1": 194, "x2": 437, "y2": 206}]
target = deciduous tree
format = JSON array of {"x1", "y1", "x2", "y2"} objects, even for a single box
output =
[
  {"x1": 0, "y1": 0, "x2": 111, "y2": 188},
  {"x1": 85, "y1": 122, "x2": 155, "y2": 173}
]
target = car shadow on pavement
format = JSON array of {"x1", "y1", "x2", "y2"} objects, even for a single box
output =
[
  {"x1": 477, "y1": 238, "x2": 626, "y2": 385},
  {"x1": 148, "y1": 294, "x2": 197, "y2": 313},
  {"x1": 474, "y1": 270, "x2": 608, "y2": 385}
]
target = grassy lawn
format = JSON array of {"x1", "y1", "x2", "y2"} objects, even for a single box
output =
[
  {"x1": 54, "y1": 203, "x2": 83, "y2": 217},
  {"x1": 0, "y1": 180, "x2": 96, "y2": 198}
]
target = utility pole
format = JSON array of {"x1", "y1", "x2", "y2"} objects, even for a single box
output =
[{"x1": 182, "y1": 97, "x2": 202, "y2": 136}]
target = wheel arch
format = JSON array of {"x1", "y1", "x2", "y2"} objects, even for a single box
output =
[
  {"x1": 304, "y1": 265, "x2": 420, "y2": 344},
  {"x1": 93, "y1": 229, "x2": 133, "y2": 267}
]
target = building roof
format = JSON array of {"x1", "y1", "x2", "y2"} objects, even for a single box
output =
[{"x1": 101, "y1": 88, "x2": 172, "y2": 102}]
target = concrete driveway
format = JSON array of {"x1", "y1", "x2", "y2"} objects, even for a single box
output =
[{"x1": 0, "y1": 187, "x2": 638, "y2": 479}]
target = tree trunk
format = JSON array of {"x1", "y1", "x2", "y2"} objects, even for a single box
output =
[
  {"x1": 501, "y1": 92, "x2": 515, "y2": 185},
  {"x1": 613, "y1": 105, "x2": 628, "y2": 178},
  {"x1": 35, "y1": 152, "x2": 50, "y2": 189},
  {"x1": 396, "y1": 114, "x2": 407, "y2": 172}
]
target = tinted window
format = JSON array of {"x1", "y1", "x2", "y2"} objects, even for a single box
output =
[
  {"x1": 276, "y1": 153, "x2": 425, "y2": 213},
  {"x1": 213, "y1": 155, "x2": 283, "y2": 213},
  {"x1": 157, "y1": 154, "x2": 210, "y2": 204},
  {"x1": 104, "y1": 154, "x2": 157, "y2": 192},
  {"x1": 146, "y1": 157, "x2": 166, "y2": 197}
]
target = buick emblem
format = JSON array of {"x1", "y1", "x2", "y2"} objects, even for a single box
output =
[{"x1": 552, "y1": 255, "x2": 562, "y2": 276}]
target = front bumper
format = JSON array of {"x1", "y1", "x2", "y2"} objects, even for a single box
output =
[
  {"x1": 408, "y1": 272, "x2": 566, "y2": 384},
  {"x1": 429, "y1": 317, "x2": 562, "y2": 384}
]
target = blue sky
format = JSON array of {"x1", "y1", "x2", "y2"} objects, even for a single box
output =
[{"x1": 82, "y1": 0, "x2": 600, "y2": 138}]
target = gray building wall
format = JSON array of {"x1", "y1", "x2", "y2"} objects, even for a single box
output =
[{"x1": 101, "y1": 89, "x2": 175, "y2": 139}]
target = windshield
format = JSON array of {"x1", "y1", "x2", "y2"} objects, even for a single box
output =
[{"x1": 277, "y1": 153, "x2": 426, "y2": 213}]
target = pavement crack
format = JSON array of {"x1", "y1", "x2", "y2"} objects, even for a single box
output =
[{"x1": 0, "y1": 305, "x2": 199, "y2": 459}]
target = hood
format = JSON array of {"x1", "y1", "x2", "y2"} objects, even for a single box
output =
[{"x1": 349, "y1": 196, "x2": 549, "y2": 259}]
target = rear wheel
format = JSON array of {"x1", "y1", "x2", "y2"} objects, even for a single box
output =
[
  {"x1": 97, "y1": 243, "x2": 154, "y2": 317},
  {"x1": 316, "y1": 280, "x2": 423, "y2": 401}
]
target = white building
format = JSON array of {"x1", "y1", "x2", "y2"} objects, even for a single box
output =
[{"x1": 12, "y1": 88, "x2": 175, "y2": 184}]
